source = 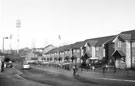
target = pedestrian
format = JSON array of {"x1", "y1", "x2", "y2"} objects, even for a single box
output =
[
  {"x1": 73, "y1": 65, "x2": 77, "y2": 76},
  {"x1": 103, "y1": 66, "x2": 105, "y2": 74},
  {"x1": 114, "y1": 65, "x2": 116, "y2": 74},
  {"x1": 1, "y1": 61, "x2": 4, "y2": 72}
]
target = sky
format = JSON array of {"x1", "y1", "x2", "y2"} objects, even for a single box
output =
[{"x1": 0, "y1": 0, "x2": 135, "y2": 50}]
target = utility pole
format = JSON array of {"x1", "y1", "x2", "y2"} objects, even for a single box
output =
[{"x1": 16, "y1": 19, "x2": 21, "y2": 54}]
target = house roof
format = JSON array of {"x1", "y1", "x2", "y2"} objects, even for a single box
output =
[
  {"x1": 43, "y1": 44, "x2": 55, "y2": 49},
  {"x1": 112, "y1": 50, "x2": 125, "y2": 57},
  {"x1": 58, "y1": 45, "x2": 68, "y2": 52},
  {"x1": 57, "y1": 35, "x2": 116, "y2": 52},
  {"x1": 71, "y1": 41, "x2": 86, "y2": 49},
  {"x1": 120, "y1": 30, "x2": 135, "y2": 41},
  {"x1": 107, "y1": 30, "x2": 135, "y2": 43},
  {"x1": 61, "y1": 41, "x2": 86, "y2": 51},
  {"x1": 46, "y1": 44, "x2": 73, "y2": 54},
  {"x1": 46, "y1": 48, "x2": 58, "y2": 54},
  {"x1": 104, "y1": 35, "x2": 118, "y2": 44},
  {"x1": 85, "y1": 35, "x2": 116, "y2": 47},
  {"x1": 63, "y1": 44, "x2": 74, "y2": 51}
]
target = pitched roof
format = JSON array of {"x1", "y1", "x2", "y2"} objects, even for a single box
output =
[
  {"x1": 43, "y1": 44, "x2": 55, "y2": 49},
  {"x1": 85, "y1": 35, "x2": 116, "y2": 47},
  {"x1": 58, "y1": 45, "x2": 68, "y2": 52},
  {"x1": 46, "y1": 48, "x2": 58, "y2": 54},
  {"x1": 61, "y1": 41, "x2": 86, "y2": 50},
  {"x1": 71, "y1": 41, "x2": 86, "y2": 49},
  {"x1": 120, "y1": 30, "x2": 135, "y2": 40},
  {"x1": 112, "y1": 50, "x2": 125, "y2": 57},
  {"x1": 63, "y1": 44, "x2": 74, "y2": 51},
  {"x1": 103, "y1": 35, "x2": 117, "y2": 44},
  {"x1": 107, "y1": 30, "x2": 135, "y2": 43}
]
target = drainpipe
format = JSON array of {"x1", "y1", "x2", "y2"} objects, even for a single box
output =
[
  {"x1": 80, "y1": 47, "x2": 83, "y2": 64},
  {"x1": 130, "y1": 41, "x2": 132, "y2": 69}
]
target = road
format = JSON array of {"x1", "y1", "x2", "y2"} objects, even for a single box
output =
[
  {"x1": 0, "y1": 68, "x2": 51, "y2": 86},
  {"x1": 1, "y1": 64, "x2": 135, "y2": 86}
]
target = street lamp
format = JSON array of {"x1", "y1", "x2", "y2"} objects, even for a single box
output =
[{"x1": 3, "y1": 37, "x2": 8, "y2": 53}]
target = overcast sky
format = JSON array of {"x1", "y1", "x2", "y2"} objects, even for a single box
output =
[{"x1": 0, "y1": 0, "x2": 135, "y2": 50}]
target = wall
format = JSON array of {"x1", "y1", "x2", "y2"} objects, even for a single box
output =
[
  {"x1": 60, "y1": 52, "x2": 65, "y2": 62},
  {"x1": 73, "y1": 49, "x2": 81, "y2": 63},
  {"x1": 95, "y1": 47, "x2": 104, "y2": 60},
  {"x1": 132, "y1": 41, "x2": 135, "y2": 68},
  {"x1": 64, "y1": 50, "x2": 72, "y2": 58}
]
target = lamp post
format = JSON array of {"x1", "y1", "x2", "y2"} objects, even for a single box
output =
[{"x1": 3, "y1": 37, "x2": 8, "y2": 53}]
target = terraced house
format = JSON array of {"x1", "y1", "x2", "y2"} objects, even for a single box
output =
[
  {"x1": 106, "y1": 30, "x2": 135, "y2": 69},
  {"x1": 43, "y1": 30, "x2": 135, "y2": 69},
  {"x1": 82, "y1": 35, "x2": 116, "y2": 64}
]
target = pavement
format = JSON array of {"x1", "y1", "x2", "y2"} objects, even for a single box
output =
[{"x1": 31, "y1": 65, "x2": 135, "y2": 82}]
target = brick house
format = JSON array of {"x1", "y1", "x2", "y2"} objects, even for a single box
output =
[
  {"x1": 83, "y1": 36, "x2": 116, "y2": 62},
  {"x1": 45, "y1": 48, "x2": 59, "y2": 62},
  {"x1": 70, "y1": 41, "x2": 86, "y2": 64},
  {"x1": 63, "y1": 45, "x2": 73, "y2": 61},
  {"x1": 106, "y1": 30, "x2": 135, "y2": 69},
  {"x1": 42, "y1": 29, "x2": 135, "y2": 69}
]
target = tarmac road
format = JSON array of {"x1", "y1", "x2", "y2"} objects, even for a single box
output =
[
  {"x1": 1, "y1": 64, "x2": 135, "y2": 86},
  {"x1": 0, "y1": 68, "x2": 51, "y2": 86},
  {"x1": 16, "y1": 64, "x2": 135, "y2": 86}
]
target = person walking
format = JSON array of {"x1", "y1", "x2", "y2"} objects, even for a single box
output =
[
  {"x1": 1, "y1": 61, "x2": 4, "y2": 72},
  {"x1": 73, "y1": 65, "x2": 78, "y2": 76}
]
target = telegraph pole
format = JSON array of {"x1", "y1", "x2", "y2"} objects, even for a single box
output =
[{"x1": 16, "y1": 19, "x2": 21, "y2": 54}]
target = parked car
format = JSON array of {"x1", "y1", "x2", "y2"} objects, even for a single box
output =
[
  {"x1": 89, "y1": 59, "x2": 102, "y2": 68},
  {"x1": 22, "y1": 63, "x2": 30, "y2": 70},
  {"x1": 41, "y1": 61, "x2": 49, "y2": 65},
  {"x1": 22, "y1": 61, "x2": 30, "y2": 70}
]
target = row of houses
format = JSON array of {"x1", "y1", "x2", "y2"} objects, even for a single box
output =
[{"x1": 31, "y1": 30, "x2": 135, "y2": 69}]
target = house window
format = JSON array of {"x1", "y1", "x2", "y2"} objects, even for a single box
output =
[
  {"x1": 132, "y1": 42, "x2": 135, "y2": 47},
  {"x1": 118, "y1": 41, "x2": 122, "y2": 48},
  {"x1": 77, "y1": 49, "x2": 80, "y2": 53},
  {"x1": 133, "y1": 57, "x2": 135, "y2": 63},
  {"x1": 103, "y1": 49, "x2": 105, "y2": 57},
  {"x1": 87, "y1": 46, "x2": 90, "y2": 51},
  {"x1": 96, "y1": 47, "x2": 99, "y2": 51},
  {"x1": 121, "y1": 57, "x2": 125, "y2": 62}
]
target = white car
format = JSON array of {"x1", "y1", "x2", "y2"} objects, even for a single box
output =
[{"x1": 22, "y1": 64, "x2": 30, "y2": 70}]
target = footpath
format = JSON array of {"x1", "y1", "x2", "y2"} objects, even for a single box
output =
[{"x1": 32, "y1": 65, "x2": 135, "y2": 83}]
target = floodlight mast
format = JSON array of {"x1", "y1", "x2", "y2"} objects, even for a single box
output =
[{"x1": 16, "y1": 19, "x2": 21, "y2": 54}]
